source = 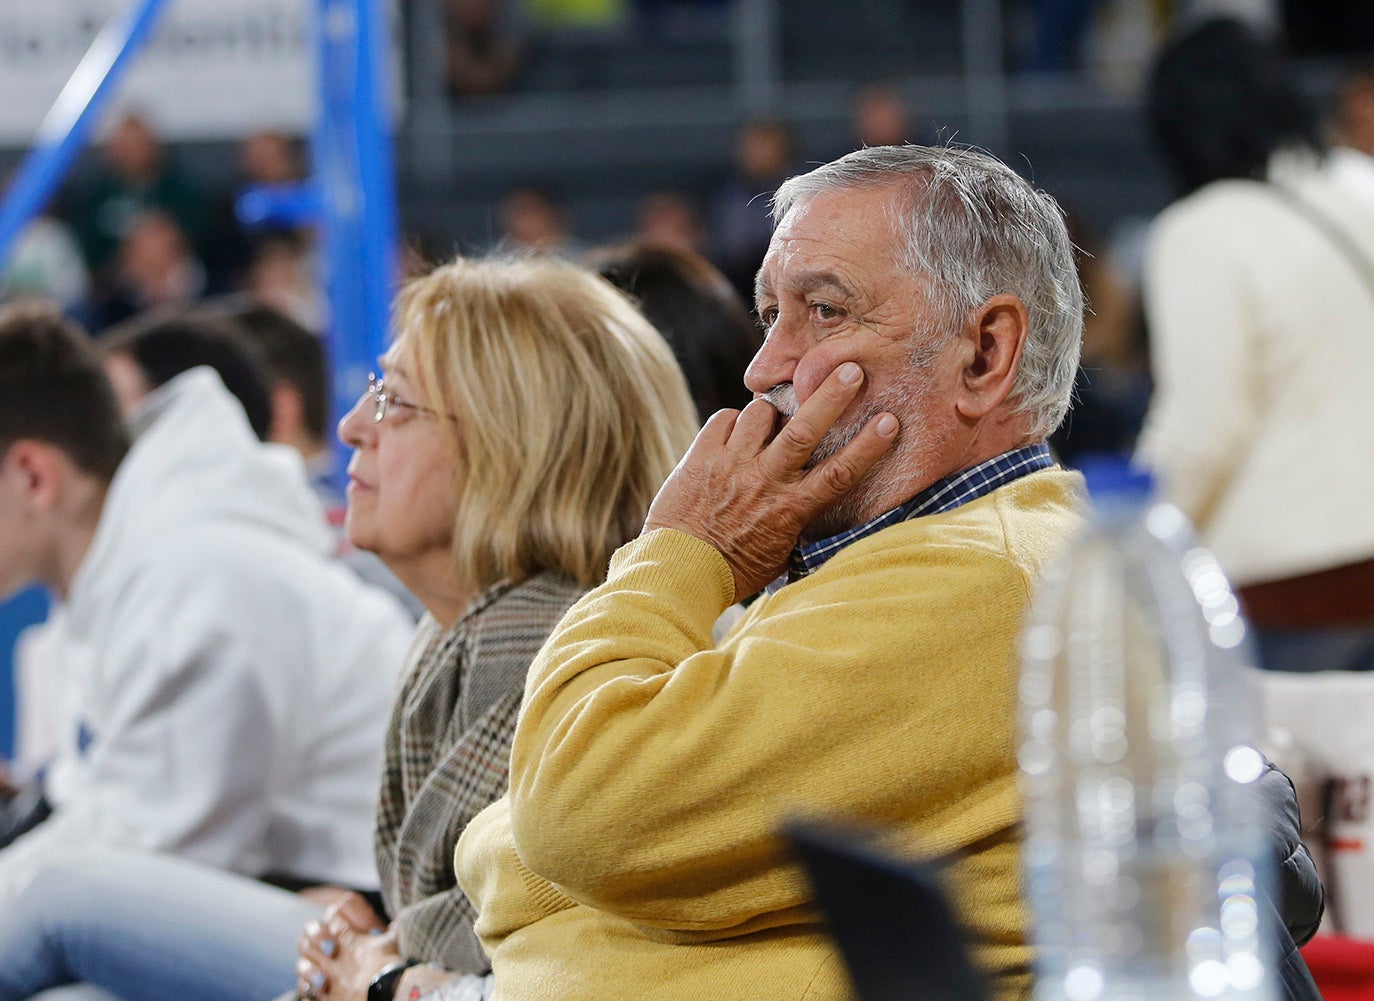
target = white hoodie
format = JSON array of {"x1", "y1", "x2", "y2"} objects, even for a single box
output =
[{"x1": 0, "y1": 368, "x2": 412, "y2": 900}]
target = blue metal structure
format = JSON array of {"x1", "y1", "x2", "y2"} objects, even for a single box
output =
[
  {"x1": 0, "y1": 0, "x2": 173, "y2": 275},
  {"x1": 0, "y1": 0, "x2": 399, "y2": 753},
  {"x1": 313, "y1": 0, "x2": 402, "y2": 489}
]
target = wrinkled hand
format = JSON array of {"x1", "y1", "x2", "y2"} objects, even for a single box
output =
[
  {"x1": 296, "y1": 892, "x2": 397, "y2": 1001},
  {"x1": 644, "y1": 362, "x2": 898, "y2": 602}
]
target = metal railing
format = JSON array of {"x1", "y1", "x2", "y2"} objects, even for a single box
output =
[
  {"x1": 0, "y1": 0, "x2": 172, "y2": 274},
  {"x1": 0, "y1": 0, "x2": 400, "y2": 490}
]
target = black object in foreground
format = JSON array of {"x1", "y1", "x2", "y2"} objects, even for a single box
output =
[{"x1": 787, "y1": 821, "x2": 989, "y2": 1001}]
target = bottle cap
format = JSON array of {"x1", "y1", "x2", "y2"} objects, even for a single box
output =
[{"x1": 1073, "y1": 451, "x2": 1153, "y2": 501}]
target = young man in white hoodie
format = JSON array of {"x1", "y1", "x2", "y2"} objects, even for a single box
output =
[{"x1": 0, "y1": 306, "x2": 412, "y2": 904}]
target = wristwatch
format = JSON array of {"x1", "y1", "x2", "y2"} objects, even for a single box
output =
[{"x1": 367, "y1": 959, "x2": 419, "y2": 1001}]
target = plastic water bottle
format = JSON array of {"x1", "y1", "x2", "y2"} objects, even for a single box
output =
[{"x1": 1018, "y1": 457, "x2": 1275, "y2": 1001}]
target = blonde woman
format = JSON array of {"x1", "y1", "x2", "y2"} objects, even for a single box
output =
[{"x1": 0, "y1": 254, "x2": 697, "y2": 1001}]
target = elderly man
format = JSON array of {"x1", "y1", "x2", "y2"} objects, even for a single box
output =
[{"x1": 444, "y1": 145, "x2": 1082, "y2": 1001}]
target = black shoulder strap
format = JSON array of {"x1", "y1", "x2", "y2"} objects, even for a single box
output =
[{"x1": 1264, "y1": 181, "x2": 1374, "y2": 304}]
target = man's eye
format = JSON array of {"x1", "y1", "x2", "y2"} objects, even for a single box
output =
[
  {"x1": 758, "y1": 306, "x2": 779, "y2": 330},
  {"x1": 810, "y1": 302, "x2": 840, "y2": 321}
]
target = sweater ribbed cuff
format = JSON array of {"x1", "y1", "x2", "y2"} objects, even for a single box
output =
[{"x1": 609, "y1": 528, "x2": 737, "y2": 617}]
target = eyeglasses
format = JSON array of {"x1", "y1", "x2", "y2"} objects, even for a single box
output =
[{"x1": 364, "y1": 373, "x2": 452, "y2": 424}]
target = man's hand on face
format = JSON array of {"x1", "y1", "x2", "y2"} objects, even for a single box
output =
[{"x1": 644, "y1": 362, "x2": 898, "y2": 603}]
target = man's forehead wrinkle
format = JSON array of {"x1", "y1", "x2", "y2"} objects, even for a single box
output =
[{"x1": 781, "y1": 268, "x2": 857, "y2": 299}]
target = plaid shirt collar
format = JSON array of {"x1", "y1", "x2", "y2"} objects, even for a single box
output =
[{"x1": 782, "y1": 443, "x2": 1054, "y2": 584}]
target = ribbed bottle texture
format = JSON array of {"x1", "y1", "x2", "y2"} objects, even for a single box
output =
[{"x1": 1019, "y1": 463, "x2": 1274, "y2": 1001}]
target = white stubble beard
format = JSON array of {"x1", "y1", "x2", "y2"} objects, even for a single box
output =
[{"x1": 762, "y1": 381, "x2": 931, "y2": 540}]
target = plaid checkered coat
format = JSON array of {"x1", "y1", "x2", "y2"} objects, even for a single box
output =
[{"x1": 374, "y1": 572, "x2": 584, "y2": 972}]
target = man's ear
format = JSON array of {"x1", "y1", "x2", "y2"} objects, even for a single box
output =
[
  {"x1": 954, "y1": 293, "x2": 1029, "y2": 422},
  {"x1": 2, "y1": 440, "x2": 69, "y2": 513},
  {"x1": 269, "y1": 382, "x2": 306, "y2": 446}
]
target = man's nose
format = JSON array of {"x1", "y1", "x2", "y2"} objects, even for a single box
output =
[{"x1": 743, "y1": 324, "x2": 803, "y2": 397}]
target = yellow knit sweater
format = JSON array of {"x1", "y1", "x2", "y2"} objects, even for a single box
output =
[{"x1": 455, "y1": 469, "x2": 1085, "y2": 1001}]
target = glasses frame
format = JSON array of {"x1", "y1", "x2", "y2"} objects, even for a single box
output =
[{"x1": 365, "y1": 373, "x2": 452, "y2": 424}]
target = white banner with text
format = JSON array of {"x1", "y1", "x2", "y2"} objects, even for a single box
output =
[{"x1": 0, "y1": 0, "x2": 399, "y2": 145}]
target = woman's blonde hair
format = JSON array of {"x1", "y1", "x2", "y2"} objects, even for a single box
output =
[{"x1": 394, "y1": 253, "x2": 699, "y2": 591}]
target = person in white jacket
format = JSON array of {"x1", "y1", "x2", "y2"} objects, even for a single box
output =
[
  {"x1": 1138, "y1": 18, "x2": 1374, "y2": 670},
  {"x1": 0, "y1": 306, "x2": 412, "y2": 904},
  {"x1": 1138, "y1": 18, "x2": 1371, "y2": 940}
]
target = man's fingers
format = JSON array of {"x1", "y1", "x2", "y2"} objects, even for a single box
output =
[
  {"x1": 765, "y1": 362, "x2": 865, "y2": 472},
  {"x1": 805, "y1": 412, "x2": 899, "y2": 503},
  {"x1": 694, "y1": 407, "x2": 740, "y2": 449},
  {"x1": 726, "y1": 398, "x2": 781, "y2": 452}
]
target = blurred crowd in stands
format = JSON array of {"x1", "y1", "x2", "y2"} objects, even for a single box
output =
[
  {"x1": 0, "y1": 0, "x2": 1374, "y2": 983},
  {"x1": 1, "y1": 119, "x2": 318, "y2": 334},
  {"x1": 0, "y1": 5, "x2": 1373, "y2": 996},
  {"x1": 0, "y1": 84, "x2": 923, "y2": 341},
  {"x1": 6, "y1": 44, "x2": 1373, "y2": 471}
]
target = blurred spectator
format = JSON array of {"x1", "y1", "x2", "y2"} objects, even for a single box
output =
[
  {"x1": 1330, "y1": 54, "x2": 1374, "y2": 201},
  {"x1": 633, "y1": 190, "x2": 706, "y2": 255},
  {"x1": 0, "y1": 307, "x2": 412, "y2": 905},
  {"x1": 0, "y1": 214, "x2": 90, "y2": 318},
  {"x1": 221, "y1": 300, "x2": 425, "y2": 619},
  {"x1": 92, "y1": 211, "x2": 207, "y2": 332},
  {"x1": 1139, "y1": 19, "x2": 1374, "y2": 657},
  {"x1": 1048, "y1": 211, "x2": 1149, "y2": 464},
  {"x1": 101, "y1": 300, "x2": 424, "y2": 623},
  {"x1": 205, "y1": 131, "x2": 310, "y2": 289},
  {"x1": 1336, "y1": 54, "x2": 1374, "y2": 157},
  {"x1": 500, "y1": 185, "x2": 580, "y2": 255},
  {"x1": 1137, "y1": 23, "x2": 1374, "y2": 914},
  {"x1": 445, "y1": 0, "x2": 525, "y2": 98},
  {"x1": 239, "y1": 131, "x2": 307, "y2": 188},
  {"x1": 7, "y1": 307, "x2": 280, "y2": 791},
  {"x1": 852, "y1": 83, "x2": 916, "y2": 148},
  {"x1": 591, "y1": 240, "x2": 760, "y2": 422},
  {"x1": 225, "y1": 305, "x2": 330, "y2": 470},
  {"x1": 819, "y1": 83, "x2": 920, "y2": 166},
  {"x1": 69, "y1": 113, "x2": 207, "y2": 278},
  {"x1": 100, "y1": 310, "x2": 273, "y2": 441},
  {"x1": 710, "y1": 117, "x2": 801, "y2": 299},
  {"x1": 245, "y1": 230, "x2": 324, "y2": 332}
]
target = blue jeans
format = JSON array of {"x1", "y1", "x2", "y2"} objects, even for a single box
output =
[{"x1": 0, "y1": 850, "x2": 320, "y2": 1001}]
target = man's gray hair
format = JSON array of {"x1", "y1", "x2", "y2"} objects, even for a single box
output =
[{"x1": 772, "y1": 145, "x2": 1083, "y2": 438}]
